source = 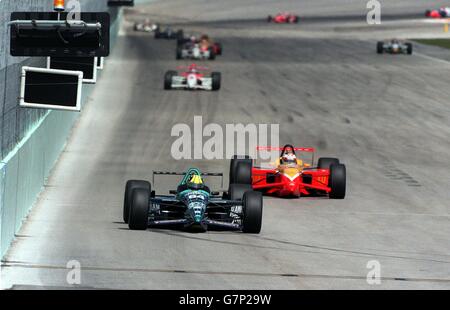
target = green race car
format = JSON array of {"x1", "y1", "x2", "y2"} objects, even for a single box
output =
[{"x1": 123, "y1": 163, "x2": 263, "y2": 233}]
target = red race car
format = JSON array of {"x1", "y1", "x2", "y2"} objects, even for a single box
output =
[
  {"x1": 267, "y1": 12, "x2": 299, "y2": 23},
  {"x1": 425, "y1": 7, "x2": 450, "y2": 18},
  {"x1": 230, "y1": 145, "x2": 346, "y2": 199}
]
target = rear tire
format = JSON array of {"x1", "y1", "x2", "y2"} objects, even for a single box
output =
[
  {"x1": 329, "y1": 164, "x2": 346, "y2": 199},
  {"x1": 124, "y1": 180, "x2": 150, "y2": 223},
  {"x1": 228, "y1": 184, "x2": 253, "y2": 201},
  {"x1": 129, "y1": 188, "x2": 150, "y2": 230},
  {"x1": 318, "y1": 158, "x2": 340, "y2": 170},
  {"x1": 211, "y1": 72, "x2": 221, "y2": 90},
  {"x1": 164, "y1": 70, "x2": 176, "y2": 90},
  {"x1": 406, "y1": 43, "x2": 413, "y2": 55},
  {"x1": 176, "y1": 30, "x2": 184, "y2": 40},
  {"x1": 208, "y1": 47, "x2": 216, "y2": 60},
  {"x1": 377, "y1": 41, "x2": 384, "y2": 54},
  {"x1": 230, "y1": 157, "x2": 252, "y2": 184},
  {"x1": 176, "y1": 46, "x2": 183, "y2": 59},
  {"x1": 242, "y1": 191, "x2": 263, "y2": 234},
  {"x1": 267, "y1": 15, "x2": 272, "y2": 22},
  {"x1": 154, "y1": 30, "x2": 161, "y2": 39}
]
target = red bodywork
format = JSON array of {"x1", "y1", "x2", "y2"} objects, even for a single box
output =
[
  {"x1": 178, "y1": 64, "x2": 207, "y2": 78},
  {"x1": 425, "y1": 8, "x2": 448, "y2": 18},
  {"x1": 252, "y1": 146, "x2": 331, "y2": 198},
  {"x1": 268, "y1": 13, "x2": 299, "y2": 23}
]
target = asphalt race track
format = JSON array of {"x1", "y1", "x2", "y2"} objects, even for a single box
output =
[{"x1": 1, "y1": 0, "x2": 450, "y2": 289}]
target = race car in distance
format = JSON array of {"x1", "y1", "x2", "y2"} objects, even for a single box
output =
[
  {"x1": 425, "y1": 7, "x2": 450, "y2": 18},
  {"x1": 377, "y1": 40, "x2": 413, "y2": 55},
  {"x1": 177, "y1": 34, "x2": 222, "y2": 59},
  {"x1": 267, "y1": 12, "x2": 299, "y2": 23},
  {"x1": 164, "y1": 64, "x2": 221, "y2": 91},
  {"x1": 154, "y1": 25, "x2": 184, "y2": 40},
  {"x1": 232, "y1": 145, "x2": 346, "y2": 199},
  {"x1": 133, "y1": 19, "x2": 158, "y2": 33},
  {"x1": 123, "y1": 167, "x2": 263, "y2": 233},
  {"x1": 177, "y1": 34, "x2": 223, "y2": 56}
]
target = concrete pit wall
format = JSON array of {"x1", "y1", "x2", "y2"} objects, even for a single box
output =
[{"x1": 0, "y1": 0, "x2": 122, "y2": 258}]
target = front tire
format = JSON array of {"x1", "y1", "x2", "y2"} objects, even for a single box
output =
[
  {"x1": 164, "y1": 70, "x2": 176, "y2": 90},
  {"x1": 129, "y1": 188, "x2": 150, "y2": 230},
  {"x1": 318, "y1": 158, "x2": 340, "y2": 170},
  {"x1": 211, "y1": 72, "x2": 221, "y2": 90},
  {"x1": 267, "y1": 15, "x2": 272, "y2": 22},
  {"x1": 242, "y1": 191, "x2": 263, "y2": 233},
  {"x1": 329, "y1": 164, "x2": 346, "y2": 199},
  {"x1": 124, "y1": 180, "x2": 150, "y2": 223},
  {"x1": 377, "y1": 42, "x2": 384, "y2": 54}
]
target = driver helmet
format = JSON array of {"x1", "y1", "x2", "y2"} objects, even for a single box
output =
[
  {"x1": 187, "y1": 174, "x2": 203, "y2": 189},
  {"x1": 282, "y1": 147, "x2": 297, "y2": 165}
]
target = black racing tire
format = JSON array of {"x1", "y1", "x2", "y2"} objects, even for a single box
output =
[
  {"x1": 129, "y1": 188, "x2": 150, "y2": 230},
  {"x1": 230, "y1": 157, "x2": 252, "y2": 185},
  {"x1": 406, "y1": 43, "x2": 413, "y2": 55},
  {"x1": 425, "y1": 10, "x2": 431, "y2": 17},
  {"x1": 176, "y1": 29, "x2": 184, "y2": 40},
  {"x1": 164, "y1": 70, "x2": 176, "y2": 90},
  {"x1": 329, "y1": 164, "x2": 346, "y2": 199},
  {"x1": 208, "y1": 47, "x2": 216, "y2": 60},
  {"x1": 211, "y1": 72, "x2": 221, "y2": 90},
  {"x1": 377, "y1": 41, "x2": 384, "y2": 54},
  {"x1": 154, "y1": 30, "x2": 161, "y2": 39},
  {"x1": 267, "y1": 15, "x2": 272, "y2": 22},
  {"x1": 440, "y1": 10, "x2": 447, "y2": 18},
  {"x1": 228, "y1": 183, "x2": 253, "y2": 201},
  {"x1": 242, "y1": 191, "x2": 263, "y2": 234},
  {"x1": 229, "y1": 155, "x2": 251, "y2": 185},
  {"x1": 318, "y1": 158, "x2": 340, "y2": 170},
  {"x1": 124, "y1": 180, "x2": 150, "y2": 223},
  {"x1": 176, "y1": 46, "x2": 183, "y2": 59}
]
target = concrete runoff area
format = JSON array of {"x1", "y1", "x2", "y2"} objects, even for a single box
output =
[{"x1": 1, "y1": 0, "x2": 450, "y2": 289}]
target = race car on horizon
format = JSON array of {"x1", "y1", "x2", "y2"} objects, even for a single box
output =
[
  {"x1": 164, "y1": 64, "x2": 221, "y2": 91},
  {"x1": 267, "y1": 12, "x2": 299, "y2": 23},
  {"x1": 176, "y1": 37, "x2": 216, "y2": 60},
  {"x1": 133, "y1": 20, "x2": 158, "y2": 32},
  {"x1": 154, "y1": 25, "x2": 184, "y2": 40},
  {"x1": 232, "y1": 145, "x2": 346, "y2": 199},
  {"x1": 123, "y1": 167, "x2": 263, "y2": 233},
  {"x1": 377, "y1": 39, "x2": 413, "y2": 55},
  {"x1": 425, "y1": 7, "x2": 450, "y2": 18},
  {"x1": 177, "y1": 34, "x2": 222, "y2": 57}
]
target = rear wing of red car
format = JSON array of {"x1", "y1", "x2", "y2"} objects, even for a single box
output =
[
  {"x1": 256, "y1": 146, "x2": 315, "y2": 152},
  {"x1": 255, "y1": 146, "x2": 316, "y2": 166}
]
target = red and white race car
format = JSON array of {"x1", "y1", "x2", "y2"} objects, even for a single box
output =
[
  {"x1": 231, "y1": 145, "x2": 346, "y2": 199},
  {"x1": 164, "y1": 64, "x2": 221, "y2": 91},
  {"x1": 425, "y1": 7, "x2": 450, "y2": 18},
  {"x1": 267, "y1": 12, "x2": 299, "y2": 23}
]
